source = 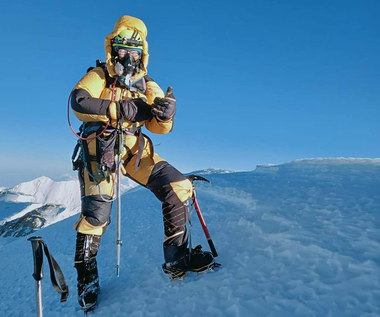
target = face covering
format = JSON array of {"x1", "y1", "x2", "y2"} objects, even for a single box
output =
[{"x1": 114, "y1": 53, "x2": 141, "y2": 86}]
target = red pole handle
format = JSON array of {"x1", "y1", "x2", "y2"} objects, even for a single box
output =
[
  {"x1": 192, "y1": 192, "x2": 218, "y2": 257},
  {"x1": 193, "y1": 194, "x2": 211, "y2": 239}
]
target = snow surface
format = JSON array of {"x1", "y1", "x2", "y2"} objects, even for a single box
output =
[{"x1": 0, "y1": 158, "x2": 380, "y2": 316}]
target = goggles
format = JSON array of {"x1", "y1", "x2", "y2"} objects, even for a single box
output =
[
  {"x1": 114, "y1": 47, "x2": 141, "y2": 54},
  {"x1": 112, "y1": 35, "x2": 143, "y2": 54},
  {"x1": 115, "y1": 49, "x2": 141, "y2": 62}
]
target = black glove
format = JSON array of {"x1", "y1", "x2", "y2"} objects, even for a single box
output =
[
  {"x1": 151, "y1": 87, "x2": 176, "y2": 121},
  {"x1": 119, "y1": 98, "x2": 152, "y2": 122}
]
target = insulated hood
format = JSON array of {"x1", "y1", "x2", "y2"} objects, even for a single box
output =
[{"x1": 105, "y1": 15, "x2": 149, "y2": 81}]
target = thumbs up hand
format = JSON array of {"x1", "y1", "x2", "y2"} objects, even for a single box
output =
[
  {"x1": 151, "y1": 86, "x2": 176, "y2": 121},
  {"x1": 164, "y1": 86, "x2": 175, "y2": 99}
]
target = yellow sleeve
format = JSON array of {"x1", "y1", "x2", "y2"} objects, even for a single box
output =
[
  {"x1": 145, "y1": 116, "x2": 174, "y2": 134},
  {"x1": 145, "y1": 80, "x2": 164, "y2": 105},
  {"x1": 74, "y1": 67, "x2": 107, "y2": 97},
  {"x1": 71, "y1": 68, "x2": 110, "y2": 123}
]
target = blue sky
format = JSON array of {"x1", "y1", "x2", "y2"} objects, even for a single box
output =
[{"x1": 1, "y1": 0, "x2": 379, "y2": 187}]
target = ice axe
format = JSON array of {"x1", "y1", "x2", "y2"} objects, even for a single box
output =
[{"x1": 188, "y1": 175, "x2": 218, "y2": 257}]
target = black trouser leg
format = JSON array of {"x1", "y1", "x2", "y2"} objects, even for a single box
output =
[
  {"x1": 74, "y1": 232, "x2": 101, "y2": 297},
  {"x1": 146, "y1": 162, "x2": 192, "y2": 263},
  {"x1": 162, "y1": 202, "x2": 189, "y2": 263}
]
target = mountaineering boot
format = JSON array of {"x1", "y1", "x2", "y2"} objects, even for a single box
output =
[
  {"x1": 162, "y1": 245, "x2": 215, "y2": 280},
  {"x1": 74, "y1": 233, "x2": 101, "y2": 311},
  {"x1": 76, "y1": 261, "x2": 100, "y2": 311}
]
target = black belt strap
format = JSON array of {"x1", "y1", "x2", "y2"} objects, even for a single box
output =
[
  {"x1": 41, "y1": 240, "x2": 69, "y2": 302},
  {"x1": 134, "y1": 129, "x2": 154, "y2": 171}
]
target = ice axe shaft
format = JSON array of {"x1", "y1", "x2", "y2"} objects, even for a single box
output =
[
  {"x1": 192, "y1": 192, "x2": 218, "y2": 257},
  {"x1": 188, "y1": 175, "x2": 218, "y2": 257}
]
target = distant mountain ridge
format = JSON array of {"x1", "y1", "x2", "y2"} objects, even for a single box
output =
[
  {"x1": 0, "y1": 175, "x2": 137, "y2": 239},
  {"x1": 1, "y1": 157, "x2": 379, "y2": 239}
]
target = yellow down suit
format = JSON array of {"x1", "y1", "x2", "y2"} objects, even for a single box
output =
[{"x1": 71, "y1": 16, "x2": 192, "y2": 263}]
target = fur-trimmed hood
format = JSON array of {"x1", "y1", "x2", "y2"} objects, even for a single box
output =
[{"x1": 104, "y1": 16, "x2": 149, "y2": 81}]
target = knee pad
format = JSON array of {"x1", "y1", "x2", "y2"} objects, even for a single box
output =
[
  {"x1": 169, "y1": 178, "x2": 193, "y2": 203},
  {"x1": 81, "y1": 195, "x2": 112, "y2": 225},
  {"x1": 74, "y1": 195, "x2": 113, "y2": 235}
]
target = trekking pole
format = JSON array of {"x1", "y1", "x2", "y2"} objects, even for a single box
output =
[
  {"x1": 188, "y1": 175, "x2": 218, "y2": 257},
  {"x1": 115, "y1": 121, "x2": 123, "y2": 277},
  {"x1": 28, "y1": 236, "x2": 69, "y2": 316},
  {"x1": 28, "y1": 236, "x2": 44, "y2": 317}
]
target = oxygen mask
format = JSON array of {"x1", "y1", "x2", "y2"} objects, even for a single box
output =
[{"x1": 114, "y1": 49, "x2": 141, "y2": 86}]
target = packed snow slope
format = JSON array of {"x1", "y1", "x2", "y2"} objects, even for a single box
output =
[{"x1": 0, "y1": 158, "x2": 379, "y2": 316}]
